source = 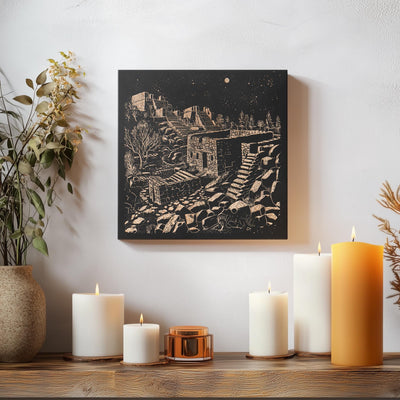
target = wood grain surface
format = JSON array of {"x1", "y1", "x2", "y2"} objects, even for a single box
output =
[{"x1": 1, "y1": 352, "x2": 400, "y2": 397}]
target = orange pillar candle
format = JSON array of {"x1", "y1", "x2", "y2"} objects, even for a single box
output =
[{"x1": 331, "y1": 228, "x2": 383, "y2": 366}]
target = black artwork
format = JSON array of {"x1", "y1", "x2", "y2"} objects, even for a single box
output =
[{"x1": 118, "y1": 70, "x2": 287, "y2": 239}]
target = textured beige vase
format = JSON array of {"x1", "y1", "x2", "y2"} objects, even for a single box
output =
[{"x1": 0, "y1": 265, "x2": 46, "y2": 362}]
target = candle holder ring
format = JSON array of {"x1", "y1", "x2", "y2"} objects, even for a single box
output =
[
  {"x1": 295, "y1": 351, "x2": 331, "y2": 358},
  {"x1": 246, "y1": 350, "x2": 295, "y2": 360},
  {"x1": 120, "y1": 356, "x2": 169, "y2": 366},
  {"x1": 63, "y1": 353, "x2": 123, "y2": 362}
]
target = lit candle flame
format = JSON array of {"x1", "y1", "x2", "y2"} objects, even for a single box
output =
[
  {"x1": 268, "y1": 281, "x2": 271, "y2": 294},
  {"x1": 140, "y1": 313, "x2": 143, "y2": 326},
  {"x1": 318, "y1": 241, "x2": 321, "y2": 256},
  {"x1": 95, "y1": 283, "x2": 99, "y2": 296},
  {"x1": 351, "y1": 226, "x2": 356, "y2": 242}
]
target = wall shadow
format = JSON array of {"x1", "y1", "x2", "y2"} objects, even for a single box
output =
[{"x1": 32, "y1": 262, "x2": 73, "y2": 353}]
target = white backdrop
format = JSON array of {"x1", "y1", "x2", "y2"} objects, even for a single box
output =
[{"x1": 1, "y1": 0, "x2": 400, "y2": 352}]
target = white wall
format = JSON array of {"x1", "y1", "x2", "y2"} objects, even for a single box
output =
[{"x1": 1, "y1": 0, "x2": 400, "y2": 352}]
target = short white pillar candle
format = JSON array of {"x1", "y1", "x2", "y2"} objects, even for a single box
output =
[
  {"x1": 72, "y1": 284, "x2": 124, "y2": 357},
  {"x1": 249, "y1": 283, "x2": 288, "y2": 357},
  {"x1": 123, "y1": 314, "x2": 160, "y2": 364}
]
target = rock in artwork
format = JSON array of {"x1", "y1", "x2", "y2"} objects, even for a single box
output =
[{"x1": 118, "y1": 70, "x2": 287, "y2": 239}]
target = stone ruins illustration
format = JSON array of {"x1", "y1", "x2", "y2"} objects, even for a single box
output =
[{"x1": 118, "y1": 71, "x2": 287, "y2": 239}]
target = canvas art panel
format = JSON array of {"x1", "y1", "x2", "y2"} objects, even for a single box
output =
[{"x1": 118, "y1": 70, "x2": 287, "y2": 239}]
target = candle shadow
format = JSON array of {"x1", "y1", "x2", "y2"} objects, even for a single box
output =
[{"x1": 120, "y1": 75, "x2": 310, "y2": 252}]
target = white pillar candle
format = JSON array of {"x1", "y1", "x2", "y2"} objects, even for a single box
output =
[
  {"x1": 72, "y1": 284, "x2": 124, "y2": 357},
  {"x1": 249, "y1": 284, "x2": 288, "y2": 357},
  {"x1": 123, "y1": 314, "x2": 160, "y2": 364},
  {"x1": 293, "y1": 246, "x2": 331, "y2": 353}
]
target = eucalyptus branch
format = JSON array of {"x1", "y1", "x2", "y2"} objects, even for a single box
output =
[{"x1": 0, "y1": 51, "x2": 85, "y2": 265}]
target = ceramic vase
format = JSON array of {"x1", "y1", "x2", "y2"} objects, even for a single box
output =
[{"x1": 0, "y1": 265, "x2": 46, "y2": 362}]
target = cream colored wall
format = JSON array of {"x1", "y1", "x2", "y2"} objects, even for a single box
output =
[{"x1": 1, "y1": 0, "x2": 399, "y2": 352}]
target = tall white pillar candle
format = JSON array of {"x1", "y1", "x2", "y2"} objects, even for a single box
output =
[
  {"x1": 123, "y1": 315, "x2": 160, "y2": 364},
  {"x1": 293, "y1": 250, "x2": 331, "y2": 353},
  {"x1": 72, "y1": 285, "x2": 124, "y2": 357},
  {"x1": 249, "y1": 285, "x2": 288, "y2": 356}
]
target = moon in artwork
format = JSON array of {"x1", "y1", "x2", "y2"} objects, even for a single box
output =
[{"x1": 224, "y1": 77, "x2": 230, "y2": 84}]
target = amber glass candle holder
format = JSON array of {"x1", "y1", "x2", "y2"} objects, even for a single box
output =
[{"x1": 164, "y1": 326, "x2": 213, "y2": 361}]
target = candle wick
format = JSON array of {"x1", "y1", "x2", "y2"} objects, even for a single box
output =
[
  {"x1": 352, "y1": 238, "x2": 355, "y2": 242},
  {"x1": 268, "y1": 288, "x2": 271, "y2": 294}
]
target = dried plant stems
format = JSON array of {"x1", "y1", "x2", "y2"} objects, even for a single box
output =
[
  {"x1": 374, "y1": 180, "x2": 400, "y2": 307},
  {"x1": 0, "y1": 51, "x2": 84, "y2": 265}
]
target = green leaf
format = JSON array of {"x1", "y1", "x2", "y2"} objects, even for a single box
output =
[
  {"x1": 28, "y1": 189, "x2": 45, "y2": 218},
  {"x1": 6, "y1": 214, "x2": 13, "y2": 231},
  {"x1": 36, "y1": 101, "x2": 49, "y2": 114},
  {"x1": 26, "y1": 78, "x2": 34, "y2": 89},
  {"x1": 13, "y1": 95, "x2": 33, "y2": 105},
  {"x1": 46, "y1": 142, "x2": 64, "y2": 150},
  {"x1": 62, "y1": 141, "x2": 74, "y2": 167},
  {"x1": 67, "y1": 182, "x2": 73, "y2": 194},
  {"x1": 28, "y1": 138, "x2": 42, "y2": 160},
  {"x1": 8, "y1": 149, "x2": 17, "y2": 161},
  {"x1": 33, "y1": 176, "x2": 45, "y2": 191},
  {"x1": 36, "y1": 82, "x2": 55, "y2": 97},
  {"x1": 28, "y1": 217, "x2": 37, "y2": 225},
  {"x1": 24, "y1": 225, "x2": 34, "y2": 237},
  {"x1": 45, "y1": 177, "x2": 51, "y2": 187},
  {"x1": 26, "y1": 151, "x2": 37, "y2": 167},
  {"x1": 18, "y1": 160, "x2": 33, "y2": 176},
  {"x1": 58, "y1": 163, "x2": 65, "y2": 179},
  {"x1": 33, "y1": 236, "x2": 48, "y2": 256},
  {"x1": 40, "y1": 149, "x2": 55, "y2": 168},
  {"x1": 47, "y1": 188, "x2": 54, "y2": 206},
  {"x1": 10, "y1": 230, "x2": 22, "y2": 240},
  {"x1": 36, "y1": 69, "x2": 47, "y2": 85}
]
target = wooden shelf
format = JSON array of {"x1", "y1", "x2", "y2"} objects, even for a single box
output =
[{"x1": 1, "y1": 352, "x2": 400, "y2": 397}]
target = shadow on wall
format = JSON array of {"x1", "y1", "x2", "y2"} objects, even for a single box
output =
[
  {"x1": 32, "y1": 263, "x2": 73, "y2": 352},
  {"x1": 29, "y1": 84, "x2": 101, "y2": 352},
  {"x1": 122, "y1": 75, "x2": 310, "y2": 252},
  {"x1": 34, "y1": 262, "x2": 169, "y2": 352}
]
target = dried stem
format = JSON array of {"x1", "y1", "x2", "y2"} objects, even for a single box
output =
[{"x1": 374, "y1": 180, "x2": 400, "y2": 307}]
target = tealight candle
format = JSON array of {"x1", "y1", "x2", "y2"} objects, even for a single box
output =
[
  {"x1": 72, "y1": 284, "x2": 124, "y2": 357},
  {"x1": 123, "y1": 314, "x2": 160, "y2": 364},
  {"x1": 293, "y1": 242, "x2": 331, "y2": 354},
  {"x1": 249, "y1": 282, "x2": 288, "y2": 357},
  {"x1": 331, "y1": 227, "x2": 384, "y2": 366}
]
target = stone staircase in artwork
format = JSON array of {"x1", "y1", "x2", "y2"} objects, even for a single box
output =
[
  {"x1": 166, "y1": 112, "x2": 192, "y2": 136},
  {"x1": 226, "y1": 153, "x2": 261, "y2": 200},
  {"x1": 197, "y1": 110, "x2": 217, "y2": 131},
  {"x1": 165, "y1": 169, "x2": 198, "y2": 184}
]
